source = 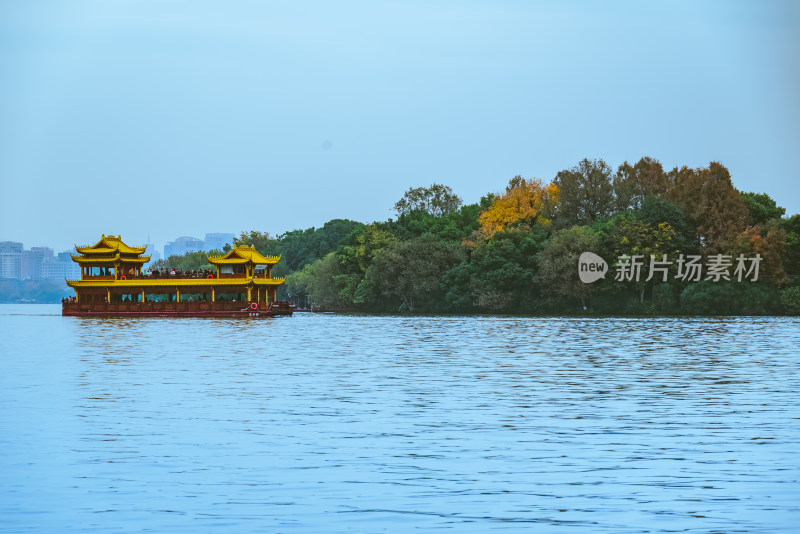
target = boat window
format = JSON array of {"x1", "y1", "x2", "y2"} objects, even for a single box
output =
[{"x1": 90, "y1": 266, "x2": 115, "y2": 276}]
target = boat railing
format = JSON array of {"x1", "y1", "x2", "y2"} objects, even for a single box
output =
[
  {"x1": 123, "y1": 272, "x2": 220, "y2": 280},
  {"x1": 72, "y1": 273, "x2": 276, "y2": 282}
]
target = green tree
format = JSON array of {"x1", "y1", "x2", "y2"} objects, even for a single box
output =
[
  {"x1": 780, "y1": 286, "x2": 800, "y2": 315},
  {"x1": 440, "y1": 262, "x2": 477, "y2": 312},
  {"x1": 597, "y1": 213, "x2": 680, "y2": 303},
  {"x1": 365, "y1": 236, "x2": 466, "y2": 311},
  {"x1": 336, "y1": 223, "x2": 398, "y2": 305},
  {"x1": 339, "y1": 223, "x2": 396, "y2": 274},
  {"x1": 537, "y1": 226, "x2": 601, "y2": 309},
  {"x1": 394, "y1": 183, "x2": 463, "y2": 217},
  {"x1": 285, "y1": 252, "x2": 349, "y2": 308},
  {"x1": 554, "y1": 159, "x2": 615, "y2": 227},
  {"x1": 779, "y1": 214, "x2": 800, "y2": 277},
  {"x1": 613, "y1": 156, "x2": 669, "y2": 211},
  {"x1": 390, "y1": 202, "x2": 483, "y2": 241},
  {"x1": 636, "y1": 195, "x2": 697, "y2": 252},
  {"x1": 152, "y1": 249, "x2": 222, "y2": 272},
  {"x1": 463, "y1": 228, "x2": 546, "y2": 312},
  {"x1": 679, "y1": 281, "x2": 779, "y2": 315},
  {"x1": 276, "y1": 219, "x2": 364, "y2": 271},
  {"x1": 740, "y1": 192, "x2": 786, "y2": 225},
  {"x1": 234, "y1": 231, "x2": 278, "y2": 255},
  {"x1": 236, "y1": 220, "x2": 364, "y2": 273}
]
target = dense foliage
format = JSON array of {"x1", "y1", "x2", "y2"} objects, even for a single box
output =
[
  {"x1": 0, "y1": 280, "x2": 68, "y2": 303},
  {"x1": 151, "y1": 250, "x2": 223, "y2": 272},
  {"x1": 160, "y1": 158, "x2": 799, "y2": 315}
]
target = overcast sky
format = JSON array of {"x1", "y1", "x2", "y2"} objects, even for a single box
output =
[{"x1": 2, "y1": 0, "x2": 799, "y2": 253}]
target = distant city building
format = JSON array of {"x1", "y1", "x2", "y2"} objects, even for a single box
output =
[
  {"x1": 164, "y1": 236, "x2": 204, "y2": 259},
  {"x1": 21, "y1": 247, "x2": 53, "y2": 280},
  {"x1": 163, "y1": 233, "x2": 235, "y2": 258},
  {"x1": 143, "y1": 244, "x2": 161, "y2": 266},
  {"x1": 58, "y1": 251, "x2": 81, "y2": 279},
  {"x1": 0, "y1": 242, "x2": 84, "y2": 281},
  {"x1": 203, "y1": 233, "x2": 235, "y2": 253},
  {"x1": 40, "y1": 249, "x2": 63, "y2": 280},
  {"x1": 0, "y1": 241, "x2": 23, "y2": 279}
]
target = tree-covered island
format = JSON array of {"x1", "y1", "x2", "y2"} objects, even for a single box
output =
[{"x1": 156, "y1": 157, "x2": 800, "y2": 315}]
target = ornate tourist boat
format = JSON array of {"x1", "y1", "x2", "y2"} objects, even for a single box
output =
[{"x1": 62, "y1": 234, "x2": 294, "y2": 318}]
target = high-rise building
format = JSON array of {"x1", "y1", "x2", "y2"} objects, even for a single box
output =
[
  {"x1": 1, "y1": 243, "x2": 80, "y2": 281},
  {"x1": 203, "y1": 233, "x2": 235, "y2": 253},
  {"x1": 0, "y1": 241, "x2": 23, "y2": 279},
  {"x1": 21, "y1": 247, "x2": 55, "y2": 280},
  {"x1": 40, "y1": 251, "x2": 63, "y2": 279},
  {"x1": 143, "y1": 244, "x2": 161, "y2": 266},
  {"x1": 58, "y1": 251, "x2": 81, "y2": 279},
  {"x1": 164, "y1": 236, "x2": 204, "y2": 259},
  {"x1": 163, "y1": 233, "x2": 236, "y2": 259}
]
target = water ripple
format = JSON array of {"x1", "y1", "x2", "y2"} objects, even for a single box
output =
[{"x1": 0, "y1": 305, "x2": 798, "y2": 532}]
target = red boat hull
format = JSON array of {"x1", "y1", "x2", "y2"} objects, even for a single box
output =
[{"x1": 62, "y1": 301, "x2": 295, "y2": 318}]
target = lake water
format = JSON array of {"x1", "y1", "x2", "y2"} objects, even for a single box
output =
[{"x1": 1, "y1": 304, "x2": 799, "y2": 533}]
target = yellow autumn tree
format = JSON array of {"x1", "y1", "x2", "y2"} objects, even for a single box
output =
[{"x1": 478, "y1": 176, "x2": 559, "y2": 238}]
